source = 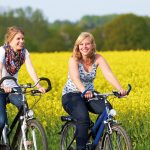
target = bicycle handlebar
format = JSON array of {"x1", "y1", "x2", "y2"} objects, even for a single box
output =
[
  {"x1": 112, "y1": 84, "x2": 132, "y2": 98},
  {"x1": 0, "y1": 76, "x2": 52, "y2": 94},
  {"x1": 30, "y1": 77, "x2": 52, "y2": 94},
  {"x1": 0, "y1": 76, "x2": 18, "y2": 86},
  {"x1": 81, "y1": 84, "x2": 132, "y2": 98}
]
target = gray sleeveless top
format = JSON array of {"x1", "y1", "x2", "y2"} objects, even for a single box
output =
[{"x1": 62, "y1": 63, "x2": 97, "y2": 95}]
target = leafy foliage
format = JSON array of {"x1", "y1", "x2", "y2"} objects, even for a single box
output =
[
  {"x1": 0, "y1": 7, "x2": 150, "y2": 51},
  {"x1": 101, "y1": 14, "x2": 150, "y2": 50},
  {"x1": 77, "y1": 14, "x2": 118, "y2": 30}
]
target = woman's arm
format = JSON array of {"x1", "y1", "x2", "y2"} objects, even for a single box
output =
[
  {"x1": 25, "y1": 55, "x2": 45, "y2": 93},
  {"x1": 25, "y1": 55, "x2": 39, "y2": 83},
  {"x1": 0, "y1": 62, "x2": 12, "y2": 92},
  {"x1": 69, "y1": 57, "x2": 94, "y2": 98},
  {"x1": 69, "y1": 57, "x2": 85, "y2": 93},
  {"x1": 96, "y1": 54, "x2": 126, "y2": 95},
  {"x1": 0, "y1": 62, "x2": 3, "y2": 80}
]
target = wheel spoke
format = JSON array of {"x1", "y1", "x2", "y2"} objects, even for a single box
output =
[
  {"x1": 61, "y1": 122, "x2": 76, "y2": 150},
  {"x1": 16, "y1": 119, "x2": 48, "y2": 150},
  {"x1": 102, "y1": 125, "x2": 132, "y2": 150}
]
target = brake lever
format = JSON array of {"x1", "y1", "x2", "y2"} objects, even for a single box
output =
[
  {"x1": 113, "y1": 91, "x2": 122, "y2": 98},
  {"x1": 31, "y1": 90, "x2": 41, "y2": 95}
]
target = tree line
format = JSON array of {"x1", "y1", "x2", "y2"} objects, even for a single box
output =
[{"x1": 0, "y1": 7, "x2": 150, "y2": 52}]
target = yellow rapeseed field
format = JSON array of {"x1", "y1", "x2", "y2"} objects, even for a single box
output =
[{"x1": 7, "y1": 50, "x2": 150, "y2": 150}]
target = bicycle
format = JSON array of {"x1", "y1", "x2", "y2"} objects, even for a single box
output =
[
  {"x1": 0, "y1": 76, "x2": 52, "y2": 150},
  {"x1": 60, "y1": 84, "x2": 132, "y2": 150}
]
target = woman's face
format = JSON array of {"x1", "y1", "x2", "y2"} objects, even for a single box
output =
[
  {"x1": 78, "y1": 37, "x2": 93, "y2": 57},
  {"x1": 9, "y1": 32, "x2": 24, "y2": 51}
]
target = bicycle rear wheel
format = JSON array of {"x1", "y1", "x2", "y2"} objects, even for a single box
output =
[
  {"x1": 102, "y1": 125, "x2": 132, "y2": 150},
  {"x1": 18, "y1": 119, "x2": 48, "y2": 150},
  {"x1": 60, "y1": 122, "x2": 76, "y2": 150}
]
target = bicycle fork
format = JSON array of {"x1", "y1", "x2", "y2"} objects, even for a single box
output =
[
  {"x1": 21, "y1": 119, "x2": 38, "y2": 150},
  {"x1": 21, "y1": 119, "x2": 28, "y2": 150},
  {"x1": 2, "y1": 124, "x2": 8, "y2": 144},
  {"x1": 32, "y1": 127, "x2": 37, "y2": 150}
]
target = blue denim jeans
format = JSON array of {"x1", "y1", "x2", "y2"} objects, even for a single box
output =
[
  {"x1": 62, "y1": 92, "x2": 90, "y2": 150},
  {"x1": 0, "y1": 88, "x2": 23, "y2": 136}
]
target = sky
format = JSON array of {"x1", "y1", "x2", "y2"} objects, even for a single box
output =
[{"x1": 0, "y1": 0, "x2": 150, "y2": 23}]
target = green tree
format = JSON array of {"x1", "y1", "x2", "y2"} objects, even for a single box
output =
[
  {"x1": 1, "y1": 8, "x2": 150, "y2": 51},
  {"x1": 77, "y1": 15, "x2": 118, "y2": 30},
  {"x1": 102, "y1": 14, "x2": 150, "y2": 50}
]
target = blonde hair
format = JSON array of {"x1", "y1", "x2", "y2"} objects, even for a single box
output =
[
  {"x1": 4, "y1": 26, "x2": 24, "y2": 44},
  {"x1": 72, "y1": 32, "x2": 96, "y2": 63}
]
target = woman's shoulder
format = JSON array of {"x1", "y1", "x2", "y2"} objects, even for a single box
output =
[
  {"x1": 95, "y1": 53, "x2": 104, "y2": 61},
  {"x1": 69, "y1": 57, "x2": 79, "y2": 64},
  {"x1": 95, "y1": 53, "x2": 103, "y2": 58},
  {"x1": 0, "y1": 46, "x2": 5, "y2": 51},
  {"x1": 68, "y1": 57, "x2": 80, "y2": 69},
  {"x1": 0, "y1": 46, "x2": 5, "y2": 62},
  {"x1": 0, "y1": 46, "x2": 5, "y2": 55},
  {"x1": 24, "y1": 48, "x2": 30, "y2": 57},
  {"x1": 95, "y1": 53, "x2": 107, "y2": 66}
]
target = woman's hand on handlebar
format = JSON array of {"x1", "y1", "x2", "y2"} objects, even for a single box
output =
[
  {"x1": 118, "y1": 88, "x2": 127, "y2": 96},
  {"x1": 1, "y1": 86, "x2": 12, "y2": 93},
  {"x1": 84, "y1": 91, "x2": 93, "y2": 99},
  {"x1": 36, "y1": 84, "x2": 46, "y2": 94}
]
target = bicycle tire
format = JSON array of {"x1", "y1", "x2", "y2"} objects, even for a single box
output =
[
  {"x1": 16, "y1": 119, "x2": 48, "y2": 150},
  {"x1": 102, "y1": 125, "x2": 132, "y2": 150},
  {"x1": 60, "y1": 122, "x2": 76, "y2": 150}
]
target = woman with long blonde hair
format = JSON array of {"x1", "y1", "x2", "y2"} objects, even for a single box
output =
[{"x1": 62, "y1": 32, "x2": 127, "y2": 150}]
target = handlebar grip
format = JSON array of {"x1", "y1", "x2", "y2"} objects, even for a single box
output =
[
  {"x1": 31, "y1": 90, "x2": 40, "y2": 95},
  {"x1": 0, "y1": 87, "x2": 17, "y2": 93},
  {"x1": 113, "y1": 91, "x2": 121, "y2": 98},
  {"x1": 113, "y1": 84, "x2": 132, "y2": 98},
  {"x1": 39, "y1": 77, "x2": 52, "y2": 92},
  {"x1": 127, "y1": 84, "x2": 132, "y2": 95},
  {"x1": 81, "y1": 84, "x2": 93, "y2": 98},
  {"x1": 31, "y1": 77, "x2": 52, "y2": 94},
  {"x1": 0, "y1": 76, "x2": 18, "y2": 85}
]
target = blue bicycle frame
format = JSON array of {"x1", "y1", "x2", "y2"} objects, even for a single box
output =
[
  {"x1": 89, "y1": 99, "x2": 111, "y2": 148},
  {"x1": 81, "y1": 88, "x2": 112, "y2": 147}
]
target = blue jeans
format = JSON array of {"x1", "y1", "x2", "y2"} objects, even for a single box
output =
[
  {"x1": 0, "y1": 88, "x2": 23, "y2": 136},
  {"x1": 62, "y1": 92, "x2": 90, "y2": 150}
]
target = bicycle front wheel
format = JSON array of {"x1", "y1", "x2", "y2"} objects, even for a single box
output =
[
  {"x1": 102, "y1": 125, "x2": 132, "y2": 150},
  {"x1": 18, "y1": 119, "x2": 48, "y2": 150},
  {"x1": 60, "y1": 122, "x2": 76, "y2": 150}
]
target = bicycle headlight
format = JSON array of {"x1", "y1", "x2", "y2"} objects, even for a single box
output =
[
  {"x1": 109, "y1": 109, "x2": 116, "y2": 117},
  {"x1": 27, "y1": 109, "x2": 34, "y2": 118}
]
